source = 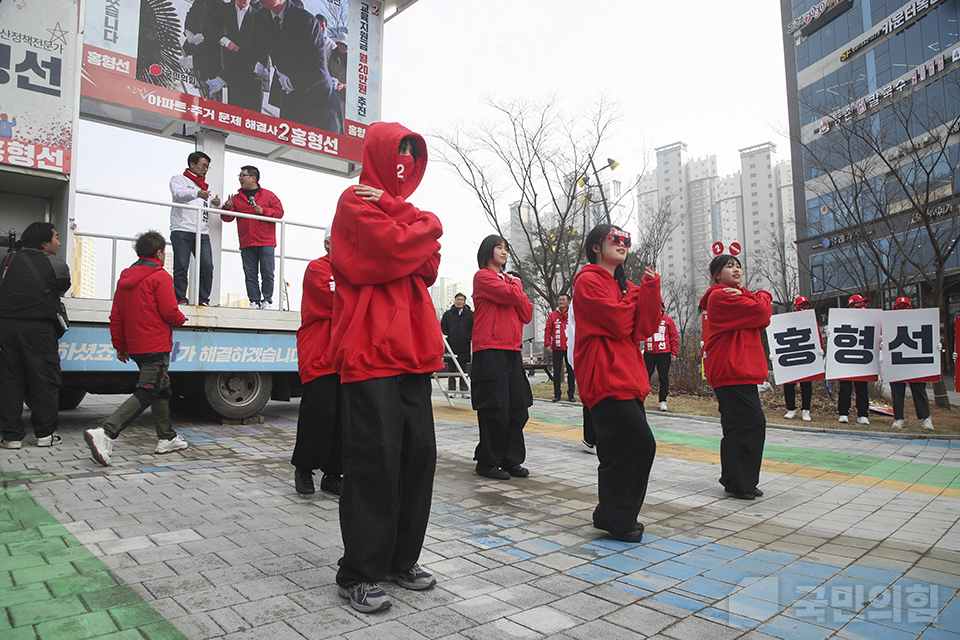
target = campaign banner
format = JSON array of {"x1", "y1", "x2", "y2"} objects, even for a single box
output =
[
  {"x1": 59, "y1": 326, "x2": 298, "y2": 372},
  {"x1": 882, "y1": 308, "x2": 941, "y2": 383},
  {"x1": 80, "y1": 0, "x2": 382, "y2": 165},
  {"x1": 766, "y1": 310, "x2": 825, "y2": 385},
  {"x1": 825, "y1": 308, "x2": 883, "y2": 381},
  {"x1": 0, "y1": 0, "x2": 78, "y2": 173}
]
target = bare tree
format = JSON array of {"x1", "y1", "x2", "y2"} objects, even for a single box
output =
[
  {"x1": 750, "y1": 214, "x2": 801, "y2": 308},
  {"x1": 432, "y1": 93, "x2": 635, "y2": 311},
  {"x1": 794, "y1": 78, "x2": 960, "y2": 406}
]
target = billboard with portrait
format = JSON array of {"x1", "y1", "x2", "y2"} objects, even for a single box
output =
[
  {"x1": 0, "y1": 0, "x2": 79, "y2": 174},
  {"x1": 79, "y1": 0, "x2": 383, "y2": 165}
]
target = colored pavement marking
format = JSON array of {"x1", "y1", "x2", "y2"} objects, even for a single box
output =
[
  {"x1": 0, "y1": 468, "x2": 187, "y2": 640},
  {"x1": 432, "y1": 402, "x2": 960, "y2": 497}
]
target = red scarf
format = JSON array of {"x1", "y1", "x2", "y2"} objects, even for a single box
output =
[{"x1": 182, "y1": 169, "x2": 208, "y2": 192}]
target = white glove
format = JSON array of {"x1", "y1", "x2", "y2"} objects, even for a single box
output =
[
  {"x1": 328, "y1": 276, "x2": 336, "y2": 292},
  {"x1": 219, "y1": 37, "x2": 235, "y2": 49},
  {"x1": 184, "y1": 30, "x2": 204, "y2": 46},
  {"x1": 206, "y1": 76, "x2": 227, "y2": 93},
  {"x1": 276, "y1": 70, "x2": 294, "y2": 94},
  {"x1": 254, "y1": 61, "x2": 270, "y2": 79}
]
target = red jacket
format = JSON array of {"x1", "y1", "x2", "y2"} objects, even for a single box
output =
[
  {"x1": 472, "y1": 267, "x2": 533, "y2": 352},
  {"x1": 297, "y1": 254, "x2": 335, "y2": 383},
  {"x1": 572, "y1": 265, "x2": 661, "y2": 410},
  {"x1": 545, "y1": 309, "x2": 569, "y2": 350},
  {"x1": 644, "y1": 313, "x2": 679, "y2": 355},
  {"x1": 221, "y1": 187, "x2": 284, "y2": 247},
  {"x1": 330, "y1": 122, "x2": 444, "y2": 383},
  {"x1": 699, "y1": 284, "x2": 772, "y2": 388},
  {"x1": 109, "y1": 257, "x2": 186, "y2": 355}
]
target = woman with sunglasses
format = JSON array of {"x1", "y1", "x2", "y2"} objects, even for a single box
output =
[
  {"x1": 470, "y1": 235, "x2": 534, "y2": 480},
  {"x1": 698, "y1": 254, "x2": 772, "y2": 501},
  {"x1": 572, "y1": 223, "x2": 661, "y2": 542}
]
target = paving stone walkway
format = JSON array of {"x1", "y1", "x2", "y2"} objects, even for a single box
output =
[{"x1": 2, "y1": 386, "x2": 959, "y2": 640}]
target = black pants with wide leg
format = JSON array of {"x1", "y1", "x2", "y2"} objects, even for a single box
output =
[
  {"x1": 291, "y1": 373, "x2": 343, "y2": 477},
  {"x1": 471, "y1": 349, "x2": 532, "y2": 469},
  {"x1": 714, "y1": 384, "x2": 767, "y2": 495}
]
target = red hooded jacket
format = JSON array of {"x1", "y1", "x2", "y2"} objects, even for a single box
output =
[
  {"x1": 109, "y1": 257, "x2": 186, "y2": 355},
  {"x1": 699, "y1": 284, "x2": 772, "y2": 388},
  {"x1": 644, "y1": 313, "x2": 679, "y2": 355},
  {"x1": 544, "y1": 308, "x2": 569, "y2": 350},
  {"x1": 572, "y1": 265, "x2": 662, "y2": 410},
  {"x1": 330, "y1": 122, "x2": 444, "y2": 383},
  {"x1": 297, "y1": 254, "x2": 336, "y2": 383},
  {"x1": 221, "y1": 187, "x2": 284, "y2": 247},
  {"x1": 472, "y1": 267, "x2": 533, "y2": 352}
]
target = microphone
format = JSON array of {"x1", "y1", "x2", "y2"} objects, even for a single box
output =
[{"x1": 247, "y1": 195, "x2": 256, "y2": 208}]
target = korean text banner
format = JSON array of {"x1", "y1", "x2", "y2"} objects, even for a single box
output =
[
  {"x1": 766, "y1": 310, "x2": 825, "y2": 385},
  {"x1": 825, "y1": 308, "x2": 883, "y2": 381},
  {"x1": 882, "y1": 308, "x2": 941, "y2": 383},
  {"x1": 80, "y1": 0, "x2": 383, "y2": 164},
  {"x1": 0, "y1": 0, "x2": 78, "y2": 173}
]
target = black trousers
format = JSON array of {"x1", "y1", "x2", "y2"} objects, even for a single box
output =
[
  {"x1": 471, "y1": 349, "x2": 532, "y2": 468},
  {"x1": 447, "y1": 352, "x2": 470, "y2": 391},
  {"x1": 291, "y1": 373, "x2": 343, "y2": 477},
  {"x1": 644, "y1": 352, "x2": 672, "y2": 402},
  {"x1": 838, "y1": 380, "x2": 869, "y2": 417},
  {"x1": 336, "y1": 374, "x2": 435, "y2": 587},
  {"x1": 783, "y1": 381, "x2": 812, "y2": 411},
  {"x1": 0, "y1": 319, "x2": 60, "y2": 442},
  {"x1": 582, "y1": 406, "x2": 595, "y2": 446},
  {"x1": 891, "y1": 382, "x2": 930, "y2": 420},
  {"x1": 714, "y1": 385, "x2": 766, "y2": 495},
  {"x1": 551, "y1": 349, "x2": 575, "y2": 399},
  {"x1": 591, "y1": 398, "x2": 657, "y2": 535}
]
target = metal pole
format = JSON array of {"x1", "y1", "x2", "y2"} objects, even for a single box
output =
[
  {"x1": 277, "y1": 220, "x2": 286, "y2": 312},
  {"x1": 590, "y1": 156, "x2": 612, "y2": 225}
]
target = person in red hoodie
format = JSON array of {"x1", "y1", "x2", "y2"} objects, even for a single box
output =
[
  {"x1": 572, "y1": 223, "x2": 661, "y2": 543},
  {"x1": 471, "y1": 234, "x2": 534, "y2": 481},
  {"x1": 643, "y1": 303, "x2": 679, "y2": 412},
  {"x1": 699, "y1": 254, "x2": 772, "y2": 501},
  {"x1": 545, "y1": 294, "x2": 575, "y2": 402},
  {"x1": 221, "y1": 165, "x2": 284, "y2": 309},
  {"x1": 291, "y1": 225, "x2": 342, "y2": 496},
  {"x1": 329, "y1": 122, "x2": 442, "y2": 614},
  {"x1": 84, "y1": 231, "x2": 188, "y2": 467}
]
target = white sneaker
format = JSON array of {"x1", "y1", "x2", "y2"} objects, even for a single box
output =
[
  {"x1": 36, "y1": 432, "x2": 62, "y2": 447},
  {"x1": 84, "y1": 428, "x2": 113, "y2": 466},
  {"x1": 857, "y1": 416, "x2": 870, "y2": 425},
  {"x1": 892, "y1": 419, "x2": 904, "y2": 429},
  {"x1": 922, "y1": 418, "x2": 934, "y2": 430},
  {"x1": 581, "y1": 439, "x2": 596, "y2": 455},
  {"x1": 249, "y1": 301, "x2": 262, "y2": 309},
  {"x1": 156, "y1": 435, "x2": 188, "y2": 454},
  {"x1": 838, "y1": 415, "x2": 849, "y2": 423},
  {"x1": 784, "y1": 410, "x2": 796, "y2": 419},
  {"x1": 801, "y1": 410, "x2": 811, "y2": 422},
  {"x1": 263, "y1": 301, "x2": 274, "y2": 310},
  {"x1": 659, "y1": 401, "x2": 668, "y2": 412}
]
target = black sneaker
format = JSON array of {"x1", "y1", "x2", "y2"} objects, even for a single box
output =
[
  {"x1": 475, "y1": 464, "x2": 510, "y2": 480},
  {"x1": 338, "y1": 581, "x2": 391, "y2": 613},
  {"x1": 320, "y1": 474, "x2": 342, "y2": 496},
  {"x1": 724, "y1": 488, "x2": 756, "y2": 500},
  {"x1": 507, "y1": 464, "x2": 529, "y2": 477},
  {"x1": 294, "y1": 469, "x2": 315, "y2": 495},
  {"x1": 551, "y1": 397, "x2": 561, "y2": 403},
  {"x1": 387, "y1": 563, "x2": 436, "y2": 590}
]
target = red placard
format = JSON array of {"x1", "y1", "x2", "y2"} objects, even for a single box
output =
[
  {"x1": 730, "y1": 242, "x2": 742, "y2": 255},
  {"x1": 712, "y1": 242, "x2": 724, "y2": 255}
]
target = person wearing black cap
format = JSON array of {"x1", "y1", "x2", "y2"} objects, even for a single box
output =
[
  {"x1": 838, "y1": 293, "x2": 872, "y2": 425},
  {"x1": 783, "y1": 295, "x2": 815, "y2": 422},
  {"x1": 889, "y1": 297, "x2": 934, "y2": 430}
]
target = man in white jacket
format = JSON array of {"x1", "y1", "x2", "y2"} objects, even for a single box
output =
[{"x1": 169, "y1": 152, "x2": 221, "y2": 305}]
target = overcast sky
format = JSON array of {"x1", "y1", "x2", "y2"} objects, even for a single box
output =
[{"x1": 74, "y1": 0, "x2": 790, "y2": 306}]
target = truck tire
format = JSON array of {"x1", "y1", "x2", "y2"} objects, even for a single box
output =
[
  {"x1": 202, "y1": 372, "x2": 273, "y2": 419},
  {"x1": 58, "y1": 388, "x2": 87, "y2": 410}
]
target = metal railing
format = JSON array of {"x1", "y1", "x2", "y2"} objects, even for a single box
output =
[{"x1": 75, "y1": 188, "x2": 326, "y2": 308}]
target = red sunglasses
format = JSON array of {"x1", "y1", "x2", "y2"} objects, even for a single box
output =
[{"x1": 606, "y1": 229, "x2": 632, "y2": 248}]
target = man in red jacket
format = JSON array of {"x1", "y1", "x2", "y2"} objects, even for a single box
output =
[
  {"x1": 330, "y1": 122, "x2": 442, "y2": 614},
  {"x1": 643, "y1": 304, "x2": 679, "y2": 412},
  {"x1": 84, "y1": 231, "x2": 188, "y2": 467},
  {"x1": 291, "y1": 225, "x2": 342, "y2": 496},
  {"x1": 221, "y1": 165, "x2": 284, "y2": 309},
  {"x1": 545, "y1": 293, "x2": 575, "y2": 402}
]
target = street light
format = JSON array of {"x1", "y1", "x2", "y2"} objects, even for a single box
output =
[{"x1": 577, "y1": 157, "x2": 619, "y2": 224}]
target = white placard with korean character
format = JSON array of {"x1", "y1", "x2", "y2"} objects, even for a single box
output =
[
  {"x1": 825, "y1": 308, "x2": 883, "y2": 380},
  {"x1": 882, "y1": 308, "x2": 941, "y2": 383},
  {"x1": 766, "y1": 310, "x2": 825, "y2": 385}
]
